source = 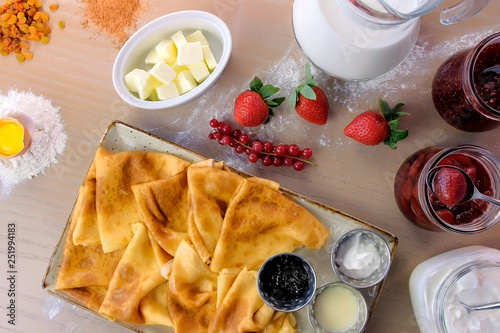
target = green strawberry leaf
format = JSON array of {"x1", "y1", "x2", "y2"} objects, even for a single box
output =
[
  {"x1": 268, "y1": 96, "x2": 285, "y2": 107},
  {"x1": 305, "y1": 63, "x2": 313, "y2": 82},
  {"x1": 289, "y1": 91, "x2": 298, "y2": 109},
  {"x1": 264, "y1": 108, "x2": 275, "y2": 124},
  {"x1": 300, "y1": 85, "x2": 317, "y2": 100},
  {"x1": 384, "y1": 117, "x2": 409, "y2": 149},
  {"x1": 260, "y1": 84, "x2": 280, "y2": 99},
  {"x1": 249, "y1": 77, "x2": 263, "y2": 93}
]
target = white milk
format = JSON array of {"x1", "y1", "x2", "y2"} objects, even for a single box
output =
[{"x1": 292, "y1": 0, "x2": 421, "y2": 80}]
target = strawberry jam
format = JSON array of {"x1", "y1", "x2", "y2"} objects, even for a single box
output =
[
  {"x1": 394, "y1": 145, "x2": 500, "y2": 233},
  {"x1": 432, "y1": 33, "x2": 500, "y2": 132}
]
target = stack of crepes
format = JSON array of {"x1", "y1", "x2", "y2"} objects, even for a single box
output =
[{"x1": 55, "y1": 147, "x2": 331, "y2": 332}]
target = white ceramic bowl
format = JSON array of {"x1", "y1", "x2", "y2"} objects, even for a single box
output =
[{"x1": 112, "y1": 10, "x2": 232, "y2": 109}]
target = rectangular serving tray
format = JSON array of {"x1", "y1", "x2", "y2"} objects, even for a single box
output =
[{"x1": 43, "y1": 120, "x2": 398, "y2": 333}]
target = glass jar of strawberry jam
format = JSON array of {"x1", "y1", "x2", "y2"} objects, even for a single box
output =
[
  {"x1": 394, "y1": 145, "x2": 500, "y2": 233},
  {"x1": 432, "y1": 32, "x2": 500, "y2": 132}
]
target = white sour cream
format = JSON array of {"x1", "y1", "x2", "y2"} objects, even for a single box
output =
[{"x1": 335, "y1": 233, "x2": 381, "y2": 279}]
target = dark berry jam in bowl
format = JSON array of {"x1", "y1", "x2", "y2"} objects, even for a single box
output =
[
  {"x1": 257, "y1": 253, "x2": 316, "y2": 312},
  {"x1": 394, "y1": 145, "x2": 500, "y2": 234},
  {"x1": 432, "y1": 32, "x2": 500, "y2": 132}
]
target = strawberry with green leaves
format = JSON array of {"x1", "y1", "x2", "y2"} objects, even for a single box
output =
[
  {"x1": 233, "y1": 77, "x2": 285, "y2": 127},
  {"x1": 289, "y1": 63, "x2": 329, "y2": 125},
  {"x1": 344, "y1": 99, "x2": 409, "y2": 150}
]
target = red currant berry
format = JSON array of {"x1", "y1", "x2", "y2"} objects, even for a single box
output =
[
  {"x1": 248, "y1": 152, "x2": 259, "y2": 163},
  {"x1": 283, "y1": 157, "x2": 293, "y2": 166},
  {"x1": 262, "y1": 155, "x2": 272, "y2": 166},
  {"x1": 235, "y1": 145, "x2": 245, "y2": 154},
  {"x1": 228, "y1": 140, "x2": 237, "y2": 148},
  {"x1": 293, "y1": 160, "x2": 305, "y2": 171},
  {"x1": 239, "y1": 134, "x2": 250, "y2": 145},
  {"x1": 217, "y1": 122, "x2": 226, "y2": 131},
  {"x1": 232, "y1": 129, "x2": 242, "y2": 140},
  {"x1": 263, "y1": 141, "x2": 273, "y2": 152},
  {"x1": 301, "y1": 148, "x2": 313, "y2": 159},
  {"x1": 210, "y1": 119, "x2": 219, "y2": 128},
  {"x1": 220, "y1": 135, "x2": 232, "y2": 145},
  {"x1": 221, "y1": 123, "x2": 232, "y2": 134},
  {"x1": 273, "y1": 156, "x2": 283, "y2": 166},
  {"x1": 252, "y1": 140, "x2": 263, "y2": 153},
  {"x1": 212, "y1": 131, "x2": 223, "y2": 141},
  {"x1": 288, "y1": 144, "x2": 300, "y2": 156},
  {"x1": 274, "y1": 145, "x2": 287, "y2": 156}
]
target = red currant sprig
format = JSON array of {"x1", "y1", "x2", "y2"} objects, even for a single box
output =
[{"x1": 208, "y1": 119, "x2": 316, "y2": 171}]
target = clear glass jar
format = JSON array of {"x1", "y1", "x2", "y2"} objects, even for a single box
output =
[
  {"x1": 432, "y1": 32, "x2": 500, "y2": 132},
  {"x1": 409, "y1": 246, "x2": 500, "y2": 333},
  {"x1": 394, "y1": 144, "x2": 500, "y2": 233}
]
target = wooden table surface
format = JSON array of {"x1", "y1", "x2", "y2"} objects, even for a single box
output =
[{"x1": 1, "y1": 0, "x2": 500, "y2": 332}]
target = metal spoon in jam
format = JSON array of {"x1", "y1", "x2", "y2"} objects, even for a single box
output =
[
  {"x1": 482, "y1": 65, "x2": 500, "y2": 76},
  {"x1": 426, "y1": 165, "x2": 500, "y2": 207}
]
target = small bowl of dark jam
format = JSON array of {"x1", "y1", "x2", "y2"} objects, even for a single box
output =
[{"x1": 257, "y1": 252, "x2": 316, "y2": 312}]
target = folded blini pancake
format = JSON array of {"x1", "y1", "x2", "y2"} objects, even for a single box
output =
[
  {"x1": 261, "y1": 312, "x2": 297, "y2": 333},
  {"x1": 187, "y1": 166, "x2": 245, "y2": 263},
  {"x1": 167, "y1": 240, "x2": 218, "y2": 333},
  {"x1": 208, "y1": 267, "x2": 275, "y2": 333},
  {"x1": 94, "y1": 147, "x2": 190, "y2": 253},
  {"x1": 132, "y1": 171, "x2": 190, "y2": 257},
  {"x1": 55, "y1": 187, "x2": 125, "y2": 308},
  {"x1": 72, "y1": 159, "x2": 100, "y2": 246},
  {"x1": 99, "y1": 223, "x2": 173, "y2": 326},
  {"x1": 210, "y1": 179, "x2": 330, "y2": 273}
]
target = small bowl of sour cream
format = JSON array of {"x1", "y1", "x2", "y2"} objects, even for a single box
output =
[
  {"x1": 257, "y1": 253, "x2": 316, "y2": 312},
  {"x1": 331, "y1": 229, "x2": 391, "y2": 289},
  {"x1": 308, "y1": 281, "x2": 368, "y2": 333}
]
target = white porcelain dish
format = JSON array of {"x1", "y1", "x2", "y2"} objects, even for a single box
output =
[{"x1": 112, "y1": 10, "x2": 232, "y2": 109}]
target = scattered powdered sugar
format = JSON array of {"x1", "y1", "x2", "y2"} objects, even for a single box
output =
[
  {"x1": 333, "y1": 26, "x2": 499, "y2": 112},
  {"x1": 0, "y1": 90, "x2": 67, "y2": 195}
]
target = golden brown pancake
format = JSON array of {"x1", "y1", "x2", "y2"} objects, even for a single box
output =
[
  {"x1": 72, "y1": 159, "x2": 100, "y2": 246},
  {"x1": 94, "y1": 147, "x2": 190, "y2": 253},
  {"x1": 187, "y1": 166, "x2": 245, "y2": 263},
  {"x1": 210, "y1": 178, "x2": 330, "y2": 273},
  {"x1": 99, "y1": 223, "x2": 172, "y2": 326},
  {"x1": 55, "y1": 187, "x2": 125, "y2": 309},
  {"x1": 208, "y1": 268, "x2": 275, "y2": 333},
  {"x1": 132, "y1": 171, "x2": 190, "y2": 257},
  {"x1": 167, "y1": 240, "x2": 218, "y2": 333}
]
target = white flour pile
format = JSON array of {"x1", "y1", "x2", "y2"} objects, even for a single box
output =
[{"x1": 0, "y1": 90, "x2": 67, "y2": 195}]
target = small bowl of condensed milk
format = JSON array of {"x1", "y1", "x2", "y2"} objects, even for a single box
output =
[{"x1": 308, "y1": 281, "x2": 368, "y2": 333}]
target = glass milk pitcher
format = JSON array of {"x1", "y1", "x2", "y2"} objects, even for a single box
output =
[{"x1": 292, "y1": 0, "x2": 490, "y2": 80}]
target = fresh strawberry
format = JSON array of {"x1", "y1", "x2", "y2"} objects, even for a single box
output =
[
  {"x1": 289, "y1": 63, "x2": 329, "y2": 125},
  {"x1": 234, "y1": 77, "x2": 285, "y2": 127},
  {"x1": 433, "y1": 167, "x2": 468, "y2": 206},
  {"x1": 344, "y1": 99, "x2": 408, "y2": 149}
]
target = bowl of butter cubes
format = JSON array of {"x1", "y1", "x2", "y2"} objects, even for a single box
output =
[{"x1": 112, "y1": 10, "x2": 232, "y2": 109}]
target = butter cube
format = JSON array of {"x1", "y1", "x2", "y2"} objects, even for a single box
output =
[
  {"x1": 177, "y1": 41, "x2": 203, "y2": 65},
  {"x1": 145, "y1": 48, "x2": 162, "y2": 65},
  {"x1": 186, "y1": 30, "x2": 209, "y2": 46},
  {"x1": 171, "y1": 31, "x2": 187, "y2": 49},
  {"x1": 155, "y1": 39, "x2": 177, "y2": 64},
  {"x1": 187, "y1": 61, "x2": 210, "y2": 83},
  {"x1": 174, "y1": 70, "x2": 197, "y2": 95},
  {"x1": 124, "y1": 68, "x2": 157, "y2": 100},
  {"x1": 202, "y1": 45, "x2": 218, "y2": 71},
  {"x1": 149, "y1": 61, "x2": 177, "y2": 84},
  {"x1": 156, "y1": 82, "x2": 180, "y2": 101},
  {"x1": 147, "y1": 88, "x2": 159, "y2": 101},
  {"x1": 171, "y1": 63, "x2": 189, "y2": 75}
]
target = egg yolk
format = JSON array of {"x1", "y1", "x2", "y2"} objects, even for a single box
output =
[{"x1": 0, "y1": 120, "x2": 25, "y2": 157}]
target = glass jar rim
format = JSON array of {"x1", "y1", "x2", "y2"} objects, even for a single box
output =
[
  {"x1": 434, "y1": 260, "x2": 500, "y2": 333},
  {"x1": 419, "y1": 144, "x2": 500, "y2": 234},
  {"x1": 464, "y1": 32, "x2": 500, "y2": 119}
]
